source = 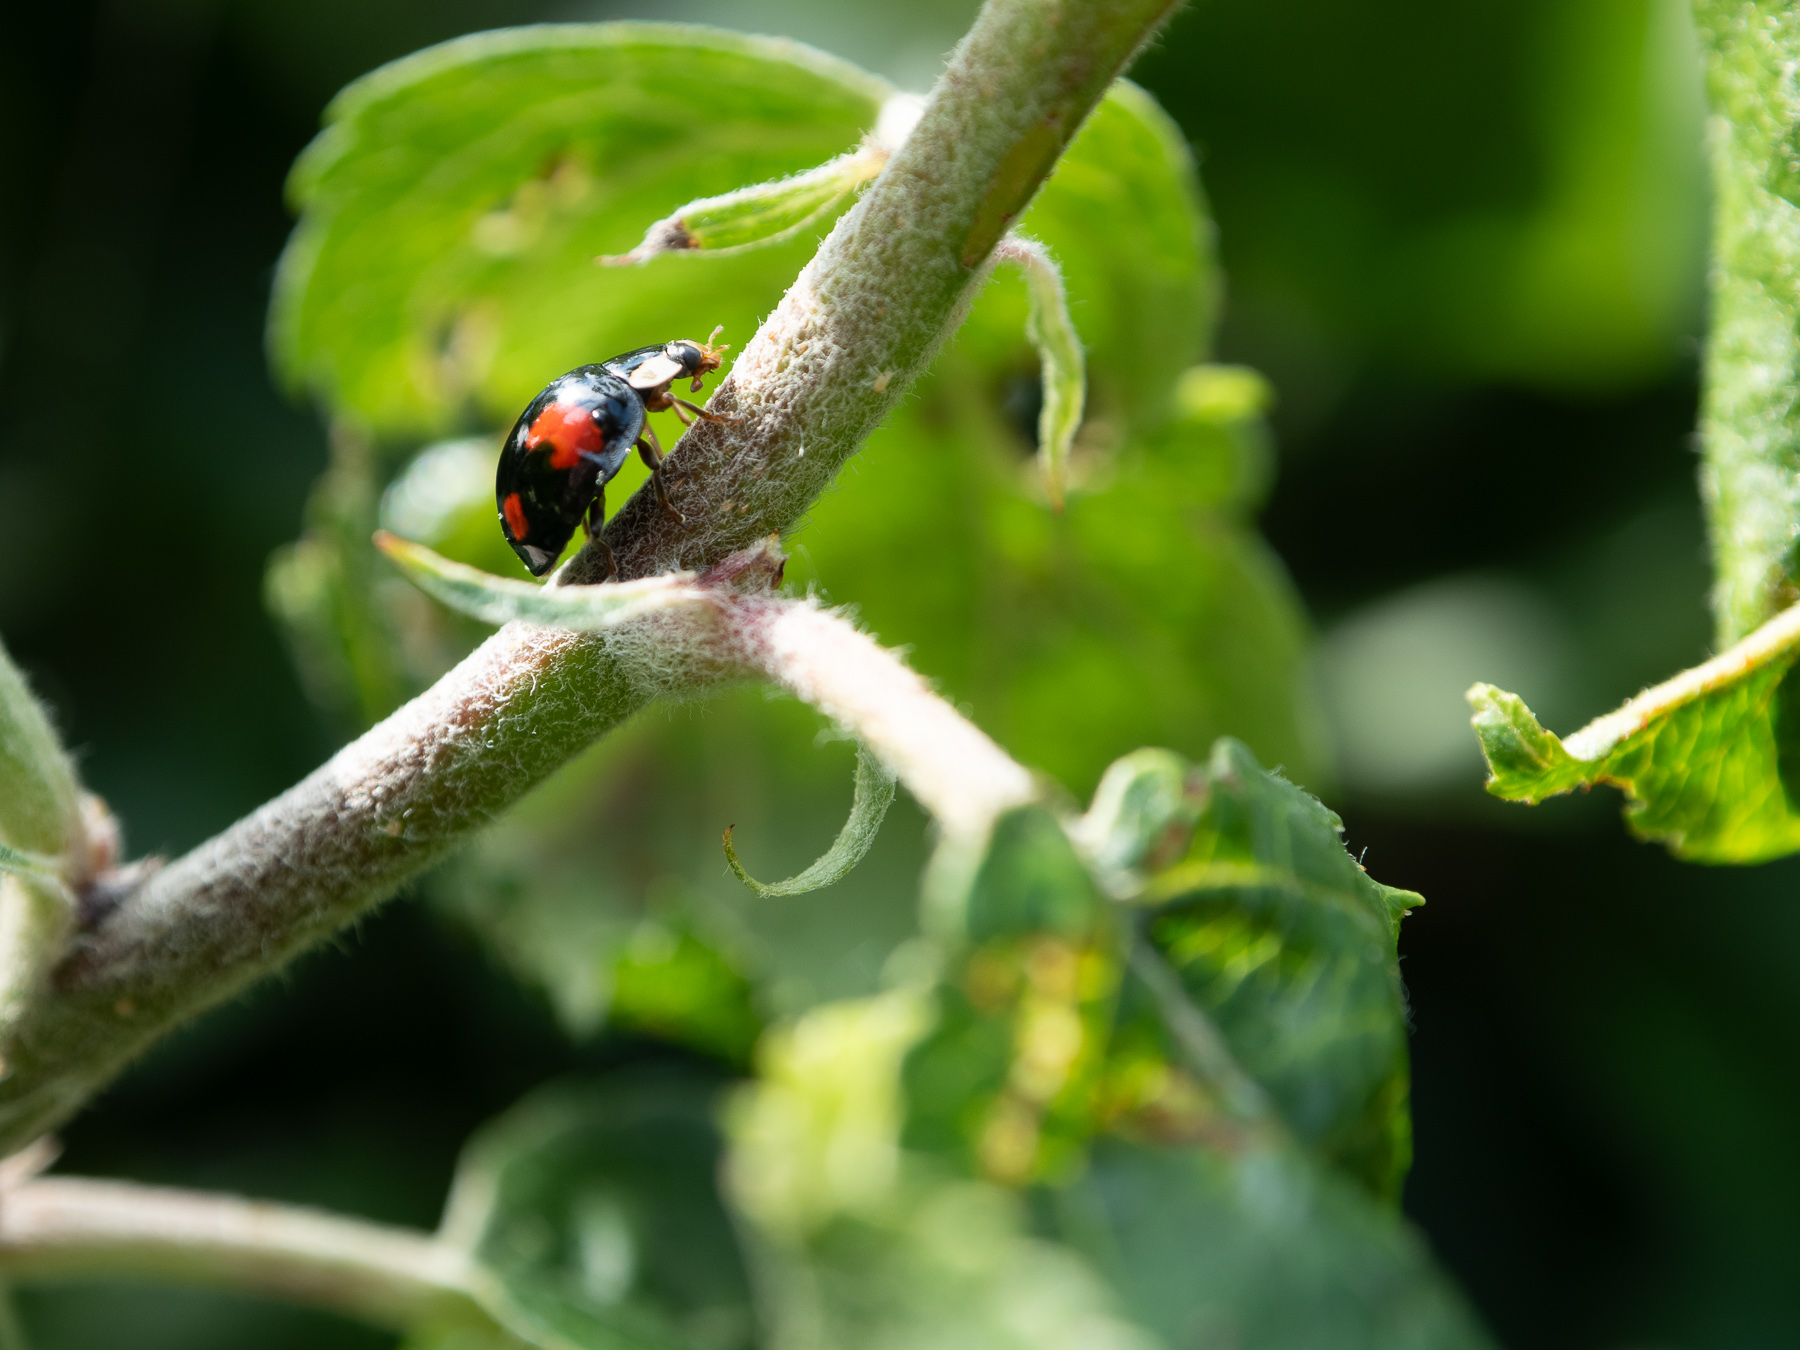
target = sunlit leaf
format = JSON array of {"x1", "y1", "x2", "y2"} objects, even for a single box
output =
[
  {"x1": 275, "y1": 23, "x2": 889, "y2": 434},
  {"x1": 1470, "y1": 596, "x2": 1800, "y2": 861},
  {"x1": 723, "y1": 745, "x2": 895, "y2": 897},
  {"x1": 725, "y1": 989, "x2": 934, "y2": 1238},
  {"x1": 1693, "y1": 0, "x2": 1800, "y2": 644},
  {"x1": 724, "y1": 991, "x2": 1157, "y2": 1350},
  {"x1": 904, "y1": 806, "x2": 1122, "y2": 1186}
]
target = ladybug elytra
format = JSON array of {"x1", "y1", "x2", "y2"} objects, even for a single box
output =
[{"x1": 496, "y1": 331, "x2": 731, "y2": 577}]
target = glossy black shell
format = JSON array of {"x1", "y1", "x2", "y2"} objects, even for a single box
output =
[{"x1": 495, "y1": 366, "x2": 644, "y2": 576}]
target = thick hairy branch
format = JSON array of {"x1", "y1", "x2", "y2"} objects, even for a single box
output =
[{"x1": 0, "y1": 0, "x2": 1183, "y2": 1154}]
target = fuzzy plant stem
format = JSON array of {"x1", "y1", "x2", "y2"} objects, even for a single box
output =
[
  {"x1": 0, "y1": 570, "x2": 1034, "y2": 1331},
  {"x1": 0, "y1": 0, "x2": 1186, "y2": 1156},
  {"x1": 0, "y1": 1176, "x2": 483, "y2": 1332}
]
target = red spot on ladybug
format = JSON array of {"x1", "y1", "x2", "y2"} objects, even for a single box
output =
[
  {"x1": 526, "y1": 401, "x2": 604, "y2": 471},
  {"x1": 502, "y1": 492, "x2": 530, "y2": 541}
]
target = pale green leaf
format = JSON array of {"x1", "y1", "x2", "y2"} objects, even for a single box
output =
[
  {"x1": 723, "y1": 745, "x2": 895, "y2": 897},
  {"x1": 375, "y1": 532, "x2": 708, "y2": 631},
  {"x1": 1469, "y1": 596, "x2": 1800, "y2": 861},
  {"x1": 603, "y1": 145, "x2": 887, "y2": 265}
]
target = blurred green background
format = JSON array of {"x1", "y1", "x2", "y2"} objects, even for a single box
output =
[{"x1": 2, "y1": 0, "x2": 1791, "y2": 1346}]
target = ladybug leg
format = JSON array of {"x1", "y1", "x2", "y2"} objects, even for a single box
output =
[
  {"x1": 583, "y1": 487, "x2": 619, "y2": 580},
  {"x1": 636, "y1": 436, "x2": 687, "y2": 524},
  {"x1": 673, "y1": 396, "x2": 740, "y2": 424}
]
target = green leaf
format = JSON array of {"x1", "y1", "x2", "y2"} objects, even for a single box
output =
[
  {"x1": 440, "y1": 1070, "x2": 754, "y2": 1350},
  {"x1": 1067, "y1": 747, "x2": 1204, "y2": 897},
  {"x1": 996, "y1": 237, "x2": 1085, "y2": 509},
  {"x1": 430, "y1": 688, "x2": 930, "y2": 1036},
  {"x1": 402, "y1": 1325, "x2": 530, "y2": 1350},
  {"x1": 1693, "y1": 1, "x2": 1800, "y2": 643},
  {"x1": 1053, "y1": 1138, "x2": 1493, "y2": 1350},
  {"x1": 729, "y1": 747, "x2": 1487, "y2": 1350},
  {"x1": 0, "y1": 634, "x2": 80, "y2": 860},
  {"x1": 1468, "y1": 596, "x2": 1800, "y2": 861},
  {"x1": 266, "y1": 430, "x2": 418, "y2": 732},
  {"x1": 375, "y1": 532, "x2": 709, "y2": 631},
  {"x1": 794, "y1": 81, "x2": 1320, "y2": 798},
  {"x1": 739, "y1": 1170, "x2": 1160, "y2": 1350},
  {"x1": 603, "y1": 144, "x2": 888, "y2": 265},
  {"x1": 725, "y1": 989, "x2": 934, "y2": 1238},
  {"x1": 282, "y1": 74, "x2": 1321, "y2": 1077},
  {"x1": 275, "y1": 23, "x2": 889, "y2": 434},
  {"x1": 1138, "y1": 739, "x2": 1418, "y2": 1198},
  {"x1": 723, "y1": 745, "x2": 895, "y2": 897},
  {"x1": 724, "y1": 992, "x2": 1157, "y2": 1350},
  {"x1": 607, "y1": 919, "x2": 761, "y2": 1064},
  {"x1": 902, "y1": 808, "x2": 1123, "y2": 1186}
]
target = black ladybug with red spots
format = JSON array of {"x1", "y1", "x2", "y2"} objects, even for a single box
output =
[{"x1": 496, "y1": 330, "x2": 730, "y2": 577}]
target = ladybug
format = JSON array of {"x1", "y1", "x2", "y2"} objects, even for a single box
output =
[{"x1": 496, "y1": 330, "x2": 731, "y2": 577}]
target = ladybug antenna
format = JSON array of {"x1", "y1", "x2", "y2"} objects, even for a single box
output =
[{"x1": 694, "y1": 325, "x2": 729, "y2": 386}]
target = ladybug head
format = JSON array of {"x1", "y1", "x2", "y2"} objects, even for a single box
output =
[{"x1": 669, "y1": 326, "x2": 729, "y2": 391}]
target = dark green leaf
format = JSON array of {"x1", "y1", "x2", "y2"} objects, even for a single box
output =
[
  {"x1": 1053, "y1": 1138, "x2": 1493, "y2": 1350},
  {"x1": 440, "y1": 1070, "x2": 753, "y2": 1350},
  {"x1": 1140, "y1": 739, "x2": 1418, "y2": 1198}
]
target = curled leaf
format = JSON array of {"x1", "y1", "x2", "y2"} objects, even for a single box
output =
[
  {"x1": 374, "y1": 531, "x2": 709, "y2": 631},
  {"x1": 602, "y1": 143, "x2": 888, "y2": 265},
  {"x1": 723, "y1": 744, "x2": 896, "y2": 896},
  {"x1": 1469, "y1": 596, "x2": 1800, "y2": 861},
  {"x1": 995, "y1": 235, "x2": 1085, "y2": 508}
]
